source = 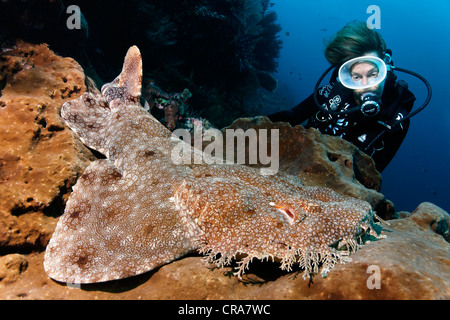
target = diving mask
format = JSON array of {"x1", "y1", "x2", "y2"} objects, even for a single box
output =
[{"x1": 338, "y1": 56, "x2": 387, "y2": 90}]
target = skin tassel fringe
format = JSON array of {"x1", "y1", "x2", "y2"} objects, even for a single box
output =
[
  {"x1": 199, "y1": 239, "x2": 362, "y2": 280},
  {"x1": 195, "y1": 209, "x2": 384, "y2": 281}
]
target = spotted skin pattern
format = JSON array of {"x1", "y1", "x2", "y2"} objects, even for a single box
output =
[{"x1": 44, "y1": 46, "x2": 377, "y2": 284}]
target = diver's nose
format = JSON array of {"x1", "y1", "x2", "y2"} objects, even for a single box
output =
[{"x1": 361, "y1": 76, "x2": 369, "y2": 86}]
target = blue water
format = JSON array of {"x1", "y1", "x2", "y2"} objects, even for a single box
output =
[{"x1": 270, "y1": 0, "x2": 450, "y2": 212}]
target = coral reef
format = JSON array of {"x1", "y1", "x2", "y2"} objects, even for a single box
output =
[
  {"x1": 144, "y1": 81, "x2": 192, "y2": 130},
  {"x1": 0, "y1": 41, "x2": 94, "y2": 254},
  {"x1": 0, "y1": 0, "x2": 283, "y2": 128},
  {"x1": 0, "y1": 43, "x2": 448, "y2": 299}
]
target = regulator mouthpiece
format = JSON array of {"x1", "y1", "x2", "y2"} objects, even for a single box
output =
[{"x1": 360, "y1": 92, "x2": 381, "y2": 117}]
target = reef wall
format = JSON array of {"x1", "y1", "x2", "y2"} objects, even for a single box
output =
[{"x1": 0, "y1": 0, "x2": 283, "y2": 128}]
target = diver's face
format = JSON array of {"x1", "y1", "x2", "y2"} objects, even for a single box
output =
[
  {"x1": 351, "y1": 62, "x2": 379, "y2": 86},
  {"x1": 351, "y1": 62, "x2": 385, "y2": 105}
]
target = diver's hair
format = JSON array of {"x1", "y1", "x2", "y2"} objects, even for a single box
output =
[{"x1": 325, "y1": 20, "x2": 386, "y2": 66}]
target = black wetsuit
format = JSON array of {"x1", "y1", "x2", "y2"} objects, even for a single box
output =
[{"x1": 268, "y1": 71, "x2": 416, "y2": 172}]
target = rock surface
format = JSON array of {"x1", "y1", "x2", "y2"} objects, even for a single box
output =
[
  {"x1": 0, "y1": 254, "x2": 28, "y2": 284},
  {"x1": 0, "y1": 42, "x2": 448, "y2": 300},
  {"x1": 0, "y1": 41, "x2": 94, "y2": 254}
]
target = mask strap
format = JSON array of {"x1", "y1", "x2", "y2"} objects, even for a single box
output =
[{"x1": 384, "y1": 49, "x2": 393, "y2": 70}]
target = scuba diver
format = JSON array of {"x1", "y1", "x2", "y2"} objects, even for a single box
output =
[{"x1": 268, "y1": 20, "x2": 431, "y2": 172}]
